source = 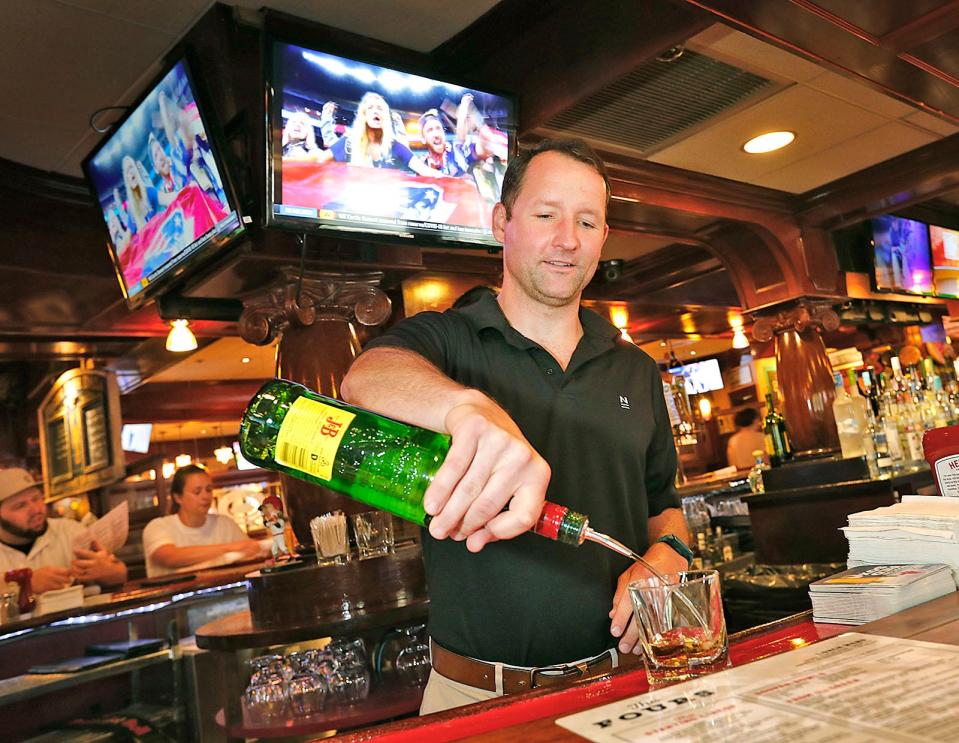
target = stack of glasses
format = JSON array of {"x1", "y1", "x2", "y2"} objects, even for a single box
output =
[{"x1": 243, "y1": 637, "x2": 372, "y2": 724}]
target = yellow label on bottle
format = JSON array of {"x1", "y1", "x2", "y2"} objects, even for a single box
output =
[{"x1": 275, "y1": 396, "x2": 356, "y2": 481}]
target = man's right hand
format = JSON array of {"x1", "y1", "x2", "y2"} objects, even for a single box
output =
[
  {"x1": 31, "y1": 566, "x2": 73, "y2": 594},
  {"x1": 424, "y1": 394, "x2": 550, "y2": 553}
]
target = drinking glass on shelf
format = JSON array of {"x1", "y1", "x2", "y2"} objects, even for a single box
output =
[
  {"x1": 287, "y1": 673, "x2": 327, "y2": 717},
  {"x1": 247, "y1": 653, "x2": 292, "y2": 685},
  {"x1": 310, "y1": 511, "x2": 351, "y2": 566},
  {"x1": 244, "y1": 678, "x2": 289, "y2": 724},
  {"x1": 329, "y1": 664, "x2": 371, "y2": 706},
  {"x1": 329, "y1": 637, "x2": 368, "y2": 670},
  {"x1": 351, "y1": 511, "x2": 394, "y2": 559},
  {"x1": 395, "y1": 625, "x2": 430, "y2": 687}
]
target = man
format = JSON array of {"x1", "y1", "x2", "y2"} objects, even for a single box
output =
[
  {"x1": 0, "y1": 467, "x2": 127, "y2": 593},
  {"x1": 726, "y1": 408, "x2": 768, "y2": 470},
  {"x1": 341, "y1": 138, "x2": 691, "y2": 713},
  {"x1": 416, "y1": 108, "x2": 475, "y2": 177}
]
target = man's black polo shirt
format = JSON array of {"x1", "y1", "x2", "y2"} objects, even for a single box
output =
[{"x1": 364, "y1": 292, "x2": 679, "y2": 667}]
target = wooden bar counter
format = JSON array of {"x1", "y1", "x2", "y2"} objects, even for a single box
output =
[
  {"x1": 0, "y1": 561, "x2": 260, "y2": 672},
  {"x1": 333, "y1": 592, "x2": 959, "y2": 742},
  {"x1": 0, "y1": 561, "x2": 261, "y2": 739}
]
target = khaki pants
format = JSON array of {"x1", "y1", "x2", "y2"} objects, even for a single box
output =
[
  {"x1": 420, "y1": 668, "x2": 501, "y2": 714},
  {"x1": 419, "y1": 646, "x2": 627, "y2": 715}
]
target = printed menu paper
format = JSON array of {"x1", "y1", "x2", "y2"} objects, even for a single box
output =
[
  {"x1": 556, "y1": 633, "x2": 959, "y2": 742},
  {"x1": 71, "y1": 501, "x2": 129, "y2": 553}
]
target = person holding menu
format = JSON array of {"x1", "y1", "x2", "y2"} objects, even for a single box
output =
[
  {"x1": 341, "y1": 139, "x2": 690, "y2": 713},
  {"x1": 0, "y1": 467, "x2": 127, "y2": 593}
]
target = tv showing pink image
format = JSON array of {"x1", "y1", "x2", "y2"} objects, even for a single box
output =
[{"x1": 83, "y1": 58, "x2": 242, "y2": 308}]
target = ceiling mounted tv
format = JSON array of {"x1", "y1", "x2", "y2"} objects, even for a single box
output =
[
  {"x1": 930, "y1": 224, "x2": 959, "y2": 299},
  {"x1": 83, "y1": 56, "x2": 244, "y2": 309},
  {"x1": 120, "y1": 423, "x2": 153, "y2": 454},
  {"x1": 871, "y1": 215, "x2": 933, "y2": 296},
  {"x1": 267, "y1": 40, "x2": 515, "y2": 247},
  {"x1": 668, "y1": 358, "x2": 724, "y2": 394}
]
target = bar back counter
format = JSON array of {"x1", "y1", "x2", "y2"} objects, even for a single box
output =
[{"x1": 743, "y1": 460, "x2": 935, "y2": 565}]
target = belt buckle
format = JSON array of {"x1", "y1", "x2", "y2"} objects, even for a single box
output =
[
  {"x1": 530, "y1": 660, "x2": 589, "y2": 688},
  {"x1": 529, "y1": 650, "x2": 613, "y2": 688}
]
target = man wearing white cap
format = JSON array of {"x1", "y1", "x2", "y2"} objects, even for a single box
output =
[{"x1": 0, "y1": 467, "x2": 127, "y2": 594}]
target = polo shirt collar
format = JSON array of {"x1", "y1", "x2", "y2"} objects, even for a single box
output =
[{"x1": 460, "y1": 292, "x2": 621, "y2": 356}]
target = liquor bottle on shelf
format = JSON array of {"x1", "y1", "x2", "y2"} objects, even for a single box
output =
[
  {"x1": 665, "y1": 377, "x2": 697, "y2": 447},
  {"x1": 240, "y1": 379, "x2": 596, "y2": 549},
  {"x1": 890, "y1": 356, "x2": 906, "y2": 395},
  {"x1": 901, "y1": 399, "x2": 926, "y2": 463},
  {"x1": 847, "y1": 370, "x2": 881, "y2": 477},
  {"x1": 747, "y1": 449, "x2": 766, "y2": 493},
  {"x1": 860, "y1": 368, "x2": 882, "y2": 419},
  {"x1": 832, "y1": 372, "x2": 866, "y2": 459},
  {"x1": 878, "y1": 382, "x2": 907, "y2": 467},
  {"x1": 762, "y1": 392, "x2": 793, "y2": 466}
]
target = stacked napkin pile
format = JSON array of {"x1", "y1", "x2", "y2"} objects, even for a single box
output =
[{"x1": 843, "y1": 495, "x2": 959, "y2": 572}]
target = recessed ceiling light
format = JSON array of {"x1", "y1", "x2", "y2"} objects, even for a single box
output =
[
  {"x1": 743, "y1": 131, "x2": 795, "y2": 154},
  {"x1": 690, "y1": 350, "x2": 697, "y2": 356},
  {"x1": 241, "y1": 357, "x2": 251, "y2": 364}
]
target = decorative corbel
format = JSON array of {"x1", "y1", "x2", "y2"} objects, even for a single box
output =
[
  {"x1": 238, "y1": 268, "x2": 392, "y2": 346},
  {"x1": 750, "y1": 300, "x2": 840, "y2": 343}
]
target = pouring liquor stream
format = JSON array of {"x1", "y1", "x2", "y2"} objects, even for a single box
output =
[{"x1": 583, "y1": 526, "x2": 710, "y2": 634}]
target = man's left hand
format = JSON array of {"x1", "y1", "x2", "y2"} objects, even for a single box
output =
[
  {"x1": 72, "y1": 539, "x2": 122, "y2": 584},
  {"x1": 608, "y1": 542, "x2": 690, "y2": 654}
]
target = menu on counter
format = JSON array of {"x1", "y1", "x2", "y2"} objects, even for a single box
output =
[{"x1": 556, "y1": 633, "x2": 959, "y2": 742}]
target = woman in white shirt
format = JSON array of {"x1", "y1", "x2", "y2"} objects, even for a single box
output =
[{"x1": 142, "y1": 465, "x2": 262, "y2": 577}]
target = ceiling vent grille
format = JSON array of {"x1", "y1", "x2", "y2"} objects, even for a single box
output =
[{"x1": 545, "y1": 50, "x2": 775, "y2": 155}]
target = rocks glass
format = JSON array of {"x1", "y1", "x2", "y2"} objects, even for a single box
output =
[{"x1": 628, "y1": 569, "x2": 729, "y2": 686}]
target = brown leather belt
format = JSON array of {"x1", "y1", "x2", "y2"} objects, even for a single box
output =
[{"x1": 430, "y1": 639, "x2": 627, "y2": 694}]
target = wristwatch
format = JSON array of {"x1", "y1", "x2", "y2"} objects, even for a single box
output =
[{"x1": 656, "y1": 534, "x2": 694, "y2": 568}]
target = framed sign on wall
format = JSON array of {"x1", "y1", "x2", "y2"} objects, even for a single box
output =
[{"x1": 38, "y1": 368, "x2": 125, "y2": 500}]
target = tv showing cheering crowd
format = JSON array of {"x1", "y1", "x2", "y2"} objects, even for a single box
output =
[
  {"x1": 84, "y1": 60, "x2": 241, "y2": 306},
  {"x1": 269, "y1": 42, "x2": 515, "y2": 247}
]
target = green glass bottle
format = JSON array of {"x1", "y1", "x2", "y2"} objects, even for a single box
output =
[
  {"x1": 239, "y1": 379, "x2": 590, "y2": 546},
  {"x1": 763, "y1": 392, "x2": 793, "y2": 467}
]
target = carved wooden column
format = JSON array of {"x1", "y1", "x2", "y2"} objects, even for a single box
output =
[
  {"x1": 239, "y1": 268, "x2": 392, "y2": 544},
  {"x1": 752, "y1": 301, "x2": 841, "y2": 456}
]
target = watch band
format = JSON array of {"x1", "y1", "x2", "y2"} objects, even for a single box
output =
[{"x1": 656, "y1": 534, "x2": 694, "y2": 567}]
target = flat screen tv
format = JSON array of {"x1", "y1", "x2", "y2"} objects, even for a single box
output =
[
  {"x1": 83, "y1": 57, "x2": 243, "y2": 309},
  {"x1": 668, "y1": 358, "x2": 724, "y2": 394},
  {"x1": 871, "y1": 215, "x2": 933, "y2": 295},
  {"x1": 120, "y1": 423, "x2": 152, "y2": 454},
  {"x1": 268, "y1": 40, "x2": 515, "y2": 247},
  {"x1": 930, "y1": 224, "x2": 959, "y2": 298}
]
